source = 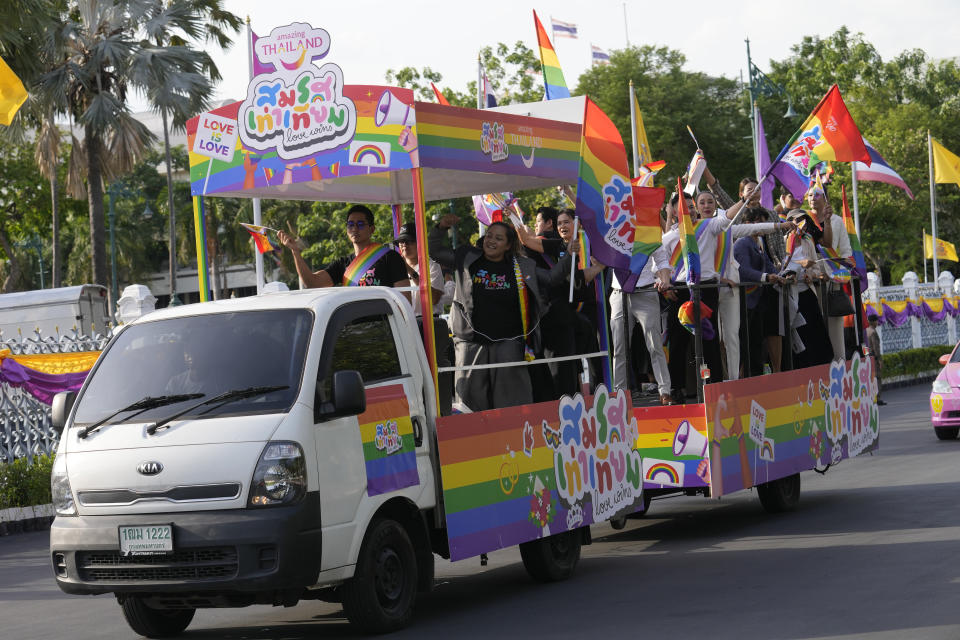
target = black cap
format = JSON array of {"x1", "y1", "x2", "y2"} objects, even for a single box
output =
[
  {"x1": 395, "y1": 222, "x2": 416, "y2": 243},
  {"x1": 867, "y1": 311, "x2": 879, "y2": 321}
]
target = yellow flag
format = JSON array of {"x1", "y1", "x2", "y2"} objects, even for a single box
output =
[
  {"x1": 924, "y1": 231, "x2": 959, "y2": 262},
  {"x1": 0, "y1": 55, "x2": 27, "y2": 126},
  {"x1": 932, "y1": 138, "x2": 960, "y2": 187},
  {"x1": 632, "y1": 90, "x2": 652, "y2": 167}
]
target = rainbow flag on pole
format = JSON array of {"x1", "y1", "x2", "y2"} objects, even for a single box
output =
[
  {"x1": 533, "y1": 10, "x2": 570, "y2": 100},
  {"x1": 772, "y1": 84, "x2": 870, "y2": 178},
  {"x1": 841, "y1": 183, "x2": 868, "y2": 286},
  {"x1": 240, "y1": 222, "x2": 279, "y2": 254},
  {"x1": 574, "y1": 98, "x2": 634, "y2": 271},
  {"x1": 676, "y1": 177, "x2": 700, "y2": 285}
]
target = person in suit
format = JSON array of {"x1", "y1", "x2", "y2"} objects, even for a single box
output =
[{"x1": 734, "y1": 207, "x2": 790, "y2": 377}]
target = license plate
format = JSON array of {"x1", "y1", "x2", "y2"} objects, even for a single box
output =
[{"x1": 118, "y1": 524, "x2": 174, "y2": 556}]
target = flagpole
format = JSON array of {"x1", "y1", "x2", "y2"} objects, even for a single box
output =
[
  {"x1": 923, "y1": 228, "x2": 928, "y2": 283},
  {"x1": 623, "y1": 3, "x2": 630, "y2": 46},
  {"x1": 929, "y1": 130, "x2": 940, "y2": 284},
  {"x1": 851, "y1": 162, "x2": 862, "y2": 239},
  {"x1": 247, "y1": 17, "x2": 264, "y2": 294},
  {"x1": 629, "y1": 81, "x2": 640, "y2": 178},
  {"x1": 477, "y1": 54, "x2": 483, "y2": 110}
]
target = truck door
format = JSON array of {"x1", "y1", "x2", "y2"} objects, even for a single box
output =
[{"x1": 313, "y1": 299, "x2": 429, "y2": 570}]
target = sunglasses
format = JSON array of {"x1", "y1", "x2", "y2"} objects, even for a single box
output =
[{"x1": 346, "y1": 220, "x2": 368, "y2": 230}]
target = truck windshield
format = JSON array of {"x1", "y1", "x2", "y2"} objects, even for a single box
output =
[{"x1": 72, "y1": 309, "x2": 313, "y2": 427}]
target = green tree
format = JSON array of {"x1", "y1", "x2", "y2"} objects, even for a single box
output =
[{"x1": 764, "y1": 27, "x2": 960, "y2": 282}]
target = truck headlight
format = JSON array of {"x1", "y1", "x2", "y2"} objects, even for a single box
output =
[
  {"x1": 51, "y1": 454, "x2": 76, "y2": 516},
  {"x1": 933, "y1": 379, "x2": 952, "y2": 394},
  {"x1": 248, "y1": 441, "x2": 306, "y2": 507}
]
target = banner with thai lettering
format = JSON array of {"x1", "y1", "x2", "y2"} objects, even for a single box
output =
[
  {"x1": 436, "y1": 385, "x2": 644, "y2": 561},
  {"x1": 703, "y1": 354, "x2": 879, "y2": 498}
]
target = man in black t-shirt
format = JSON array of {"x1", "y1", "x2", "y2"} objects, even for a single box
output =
[{"x1": 278, "y1": 205, "x2": 409, "y2": 289}]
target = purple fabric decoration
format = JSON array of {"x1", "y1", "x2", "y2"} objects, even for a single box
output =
[
  {"x1": 921, "y1": 300, "x2": 950, "y2": 323},
  {"x1": 755, "y1": 110, "x2": 776, "y2": 210},
  {"x1": 0, "y1": 358, "x2": 89, "y2": 405},
  {"x1": 879, "y1": 301, "x2": 920, "y2": 328}
]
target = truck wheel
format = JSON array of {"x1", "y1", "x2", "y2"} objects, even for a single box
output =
[
  {"x1": 757, "y1": 473, "x2": 801, "y2": 513},
  {"x1": 341, "y1": 517, "x2": 418, "y2": 633},
  {"x1": 935, "y1": 426, "x2": 959, "y2": 440},
  {"x1": 119, "y1": 597, "x2": 195, "y2": 638},
  {"x1": 519, "y1": 529, "x2": 581, "y2": 583}
]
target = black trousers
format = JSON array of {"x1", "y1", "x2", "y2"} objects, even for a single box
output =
[
  {"x1": 667, "y1": 284, "x2": 723, "y2": 397},
  {"x1": 540, "y1": 302, "x2": 579, "y2": 398}
]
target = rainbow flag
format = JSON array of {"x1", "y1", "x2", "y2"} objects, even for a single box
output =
[
  {"x1": 841, "y1": 183, "x2": 868, "y2": 286},
  {"x1": 772, "y1": 84, "x2": 870, "y2": 178},
  {"x1": 533, "y1": 10, "x2": 570, "y2": 100},
  {"x1": 630, "y1": 185, "x2": 664, "y2": 273},
  {"x1": 577, "y1": 228, "x2": 590, "y2": 270},
  {"x1": 430, "y1": 82, "x2": 450, "y2": 106},
  {"x1": 240, "y1": 222, "x2": 279, "y2": 254},
  {"x1": 676, "y1": 178, "x2": 700, "y2": 284},
  {"x1": 574, "y1": 98, "x2": 635, "y2": 271},
  {"x1": 358, "y1": 384, "x2": 419, "y2": 496},
  {"x1": 343, "y1": 243, "x2": 392, "y2": 286},
  {"x1": 817, "y1": 245, "x2": 852, "y2": 283}
]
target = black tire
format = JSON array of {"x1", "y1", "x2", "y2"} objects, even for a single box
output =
[
  {"x1": 935, "y1": 427, "x2": 959, "y2": 440},
  {"x1": 609, "y1": 515, "x2": 627, "y2": 530},
  {"x1": 519, "y1": 529, "x2": 581, "y2": 583},
  {"x1": 120, "y1": 597, "x2": 195, "y2": 638},
  {"x1": 757, "y1": 473, "x2": 801, "y2": 513},
  {"x1": 341, "y1": 517, "x2": 418, "y2": 634}
]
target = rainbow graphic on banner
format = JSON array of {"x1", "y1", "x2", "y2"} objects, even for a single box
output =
[
  {"x1": 358, "y1": 384, "x2": 419, "y2": 497},
  {"x1": 533, "y1": 10, "x2": 570, "y2": 100},
  {"x1": 351, "y1": 144, "x2": 387, "y2": 165},
  {"x1": 342, "y1": 243, "x2": 392, "y2": 286},
  {"x1": 644, "y1": 461, "x2": 682, "y2": 486}
]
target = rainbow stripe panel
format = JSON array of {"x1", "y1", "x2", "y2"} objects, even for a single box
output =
[
  {"x1": 358, "y1": 384, "x2": 419, "y2": 497},
  {"x1": 633, "y1": 404, "x2": 710, "y2": 489},
  {"x1": 415, "y1": 102, "x2": 580, "y2": 184},
  {"x1": 704, "y1": 355, "x2": 880, "y2": 497},
  {"x1": 437, "y1": 388, "x2": 645, "y2": 561}
]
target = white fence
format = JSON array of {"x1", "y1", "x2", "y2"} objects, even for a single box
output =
[{"x1": 866, "y1": 270, "x2": 959, "y2": 355}]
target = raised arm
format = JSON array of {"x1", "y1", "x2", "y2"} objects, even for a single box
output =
[{"x1": 278, "y1": 230, "x2": 334, "y2": 288}]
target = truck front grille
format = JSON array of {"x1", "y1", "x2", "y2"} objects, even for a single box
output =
[{"x1": 77, "y1": 547, "x2": 238, "y2": 582}]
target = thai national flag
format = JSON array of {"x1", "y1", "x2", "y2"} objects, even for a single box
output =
[
  {"x1": 551, "y1": 18, "x2": 578, "y2": 38},
  {"x1": 591, "y1": 45, "x2": 610, "y2": 65},
  {"x1": 854, "y1": 138, "x2": 914, "y2": 199},
  {"x1": 482, "y1": 74, "x2": 497, "y2": 108}
]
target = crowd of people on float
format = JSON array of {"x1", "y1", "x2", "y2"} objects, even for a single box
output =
[{"x1": 277, "y1": 157, "x2": 862, "y2": 414}]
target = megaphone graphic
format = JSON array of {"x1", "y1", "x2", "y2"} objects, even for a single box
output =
[
  {"x1": 672, "y1": 420, "x2": 708, "y2": 458},
  {"x1": 375, "y1": 90, "x2": 415, "y2": 128}
]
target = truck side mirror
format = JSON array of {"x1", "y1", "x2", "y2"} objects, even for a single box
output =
[
  {"x1": 51, "y1": 391, "x2": 77, "y2": 434},
  {"x1": 317, "y1": 370, "x2": 366, "y2": 421}
]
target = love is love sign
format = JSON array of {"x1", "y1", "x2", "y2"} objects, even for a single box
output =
[{"x1": 193, "y1": 112, "x2": 238, "y2": 162}]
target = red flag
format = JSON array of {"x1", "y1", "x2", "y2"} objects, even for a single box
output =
[{"x1": 431, "y1": 82, "x2": 450, "y2": 106}]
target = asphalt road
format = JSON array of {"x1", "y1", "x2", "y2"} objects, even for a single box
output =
[{"x1": 3, "y1": 383, "x2": 960, "y2": 639}]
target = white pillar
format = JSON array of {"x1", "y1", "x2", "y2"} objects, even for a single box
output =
[
  {"x1": 116, "y1": 284, "x2": 158, "y2": 324},
  {"x1": 939, "y1": 270, "x2": 956, "y2": 344},
  {"x1": 865, "y1": 271, "x2": 881, "y2": 304},
  {"x1": 903, "y1": 271, "x2": 922, "y2": 349}
]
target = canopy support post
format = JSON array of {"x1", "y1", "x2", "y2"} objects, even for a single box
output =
[{"x1": 411, "y1": 167, "x2": 440, "y2": 410}]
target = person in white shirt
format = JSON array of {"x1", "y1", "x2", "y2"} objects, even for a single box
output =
[{"x1": 806, "y1": 185, "x2": 852, "y2": 361}]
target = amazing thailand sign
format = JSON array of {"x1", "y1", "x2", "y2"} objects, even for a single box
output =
[{"x1": 238, "y1": 22, "x2": 357, "y2": 160}]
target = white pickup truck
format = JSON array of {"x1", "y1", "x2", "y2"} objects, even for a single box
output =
[{"x1": 50, "y1": 287, "x2": 640, "y2": 637}]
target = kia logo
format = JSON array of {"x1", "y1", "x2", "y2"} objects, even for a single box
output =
[{"x1": 137, "y1": 461, "x2": 163, "y2": 476}]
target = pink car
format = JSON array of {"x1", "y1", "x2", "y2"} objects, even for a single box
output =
[{"x1": 931, "y1": 343, "x2": 960, "y2": 440}]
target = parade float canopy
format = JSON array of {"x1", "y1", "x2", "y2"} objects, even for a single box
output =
[{"x1": 186, "y1": 85, "x2": 587, "y2": 204}]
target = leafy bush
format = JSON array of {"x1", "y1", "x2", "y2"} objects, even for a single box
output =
[
  {"x1": 0, "y1": 454, "x2": 53, "y2": 509},
  {"x1": 883, "y1": 345, "x2": 950, "y2": 379}
]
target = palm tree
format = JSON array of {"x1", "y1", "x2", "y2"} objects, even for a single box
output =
[
  {"x1": 137, "y1": 0, "x2": 241, "y2": 304},
  {"x1": 37, "y1": 0, "x2": 236, "y2": 298}
]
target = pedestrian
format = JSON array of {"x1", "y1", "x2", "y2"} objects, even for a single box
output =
[{"x1": 866, "y1": 312, "x2": 885, "y2": 405}]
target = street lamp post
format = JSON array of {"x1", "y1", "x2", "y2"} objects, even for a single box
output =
[
  {"x1": 744, "y1": 39, "x2": 797, "y2": 177},
  {"x1": 107, "y1": 183, "x2": 119, "y2": 312}
]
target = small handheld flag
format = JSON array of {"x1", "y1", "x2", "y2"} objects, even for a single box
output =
[
  {"x1": 676, "y1": 177, "x2": 701, "y2": 284},
  {"x1": 682, "y1": 150, "x2": 707, "y2": 196},
  {"x1": 430, "y1": 82, "x2": 450, "y2": 106},
  {"x1": 240, "y1": 222, "x2": 280, "y2": 254},
  {"x1": 841, "y1": 183, "x2": 868, "y2": 284}
]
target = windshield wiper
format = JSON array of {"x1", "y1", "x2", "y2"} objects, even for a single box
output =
[
  {"x1": 145, "y1": 385, "x2": 290, "y2": 435},
  {"x1": 77, "y1": 394, "x2": 205, "y2": 440}
]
